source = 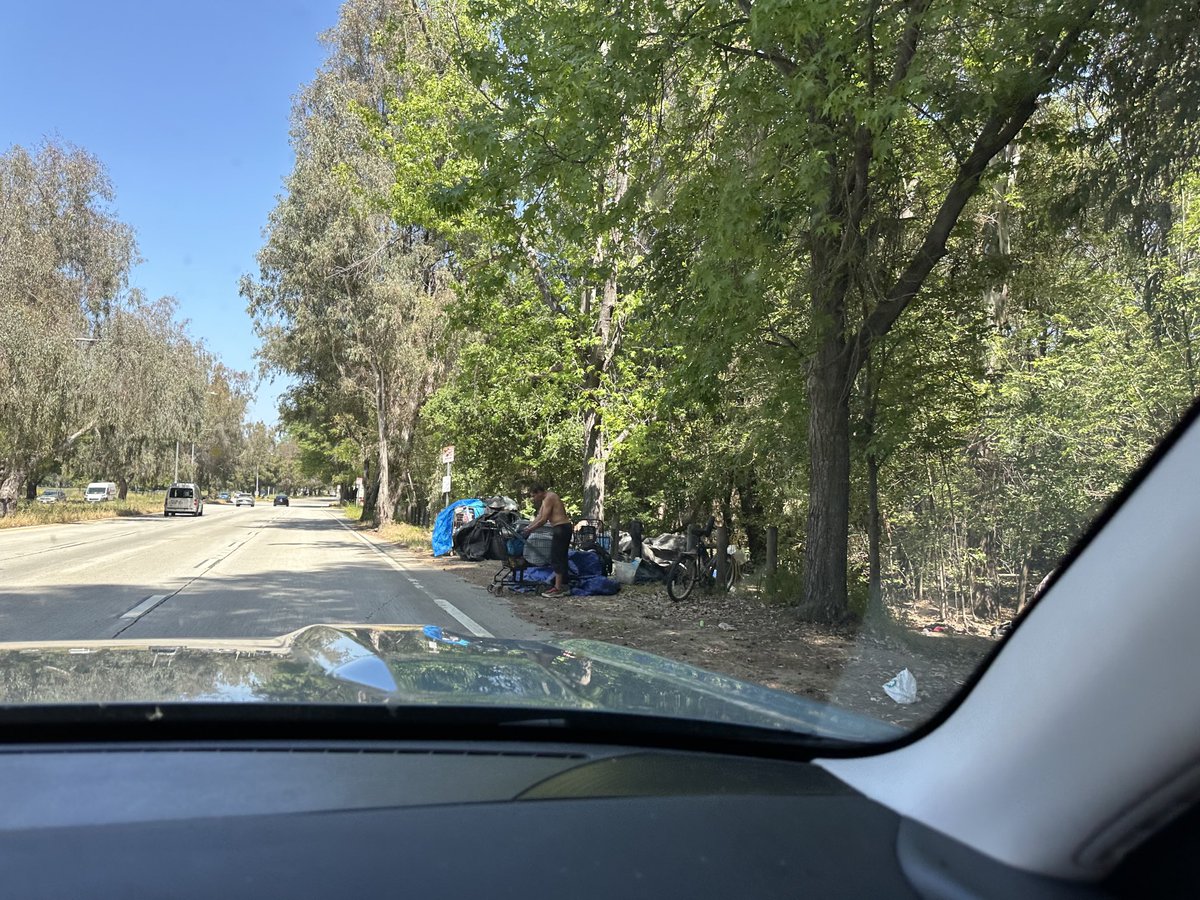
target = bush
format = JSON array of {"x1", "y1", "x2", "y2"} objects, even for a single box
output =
[{"x1": 0, "y1": 494, "x2": 165, "y2": 529}]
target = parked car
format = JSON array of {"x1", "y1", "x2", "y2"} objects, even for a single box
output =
[
  {"x1": 83, "y1": 482, "x2": 117, "y2": 502},
  {"x1": 273, "y1": 494, "x2": 289, "y2": 507},
  {"x1": 164, "y1": 483, "x2": 204, "y2": 517},
  {"x1": 234, "y1": 492, "x2": 255, "y2": 507},
  {"x1": 35, "y1": 489, "x2": 67, "y2": 504}
]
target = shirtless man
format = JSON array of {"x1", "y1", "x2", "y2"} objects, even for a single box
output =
[{"x1": 522, "y1": 484, "x2": 572, "y2": 597}]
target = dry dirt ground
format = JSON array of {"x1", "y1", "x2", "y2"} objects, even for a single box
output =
[{"x1": 403, "y1": 547, "x2": 1000, "y2": 730}]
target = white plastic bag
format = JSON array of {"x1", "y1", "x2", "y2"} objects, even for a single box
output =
[
  {"x1": 883, "y1": 668, "x2": 918, "y2": 704},
  {"x1": 612, "y1": 558, "x2": 640, "y2": 585}
]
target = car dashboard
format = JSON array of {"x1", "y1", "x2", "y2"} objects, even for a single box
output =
[{"x1": 0, "y1": 738, "x2": 1123, "y2": 899}]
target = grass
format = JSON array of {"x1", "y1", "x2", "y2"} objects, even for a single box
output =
[
  {"x1": 0, "y1": 492, "x2": 166, "y2": 529},
  {"x1": 340, "y1": 504, "x2": 434, "y2": 552}
]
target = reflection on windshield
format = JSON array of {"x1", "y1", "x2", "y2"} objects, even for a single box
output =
[{"x1": 0, "y1": 627, "x2": 899, "y2": 740}]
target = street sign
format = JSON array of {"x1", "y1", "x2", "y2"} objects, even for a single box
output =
[
  {"x1": 440, "y1": 445, "x2": 455, "y2": 464},
  {"x1": 441, "y1": 475, "x2": 452, "y2": 493}
]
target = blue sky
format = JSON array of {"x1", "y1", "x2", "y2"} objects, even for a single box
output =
[{"x1": 1, "y1": 0, "x2": 345, "y2": 424}]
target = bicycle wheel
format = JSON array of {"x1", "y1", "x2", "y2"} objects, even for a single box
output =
[
  {"x1": 667, "y1": 556, "x2": 697, "y2": 601},
  {"x1": 705, "y1": 555, "x2": 739, "y2": 593},
  {"x1": 726, "y1": 557, "x2": 740, "y2": 592}
]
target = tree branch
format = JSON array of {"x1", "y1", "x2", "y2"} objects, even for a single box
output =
[
  {"x1": 726, "y1": 0, "x2": 800, "y2": 77},
  {"x1": 711, "y1": 40, "x2": 798, "y2": 76},
  {"x1": 888, "y1": 0, "x2": 933, "y2": 92},
  {"x1": 517, "y1": 231, "x2": 567, "y2": 316},
  {"x1": 851, "y1": 2, "x2": 1101, "y2": 373}
]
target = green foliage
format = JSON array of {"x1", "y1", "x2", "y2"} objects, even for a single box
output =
[
  {"x1": 241, "y1": 0, "x2": 1200, "y2": 627},
  {"x1": 0, "y1": 140, "x2": 249, "y2": 511}
]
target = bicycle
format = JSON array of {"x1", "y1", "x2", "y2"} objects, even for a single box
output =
[{"x1": 666, "y1": 517, "x2": 744, "y2": 601}]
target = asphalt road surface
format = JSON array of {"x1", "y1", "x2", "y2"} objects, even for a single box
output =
[{"x1": 0, "y1": 498, "x2": 546, "y2": 643}]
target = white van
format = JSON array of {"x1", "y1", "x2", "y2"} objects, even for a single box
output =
[
  {"x1": 84, "y1": 482, "x2": 118, "y2": 502},
  {"x1": 164, "y1": 483, "x2": 204, "y2": 517}
]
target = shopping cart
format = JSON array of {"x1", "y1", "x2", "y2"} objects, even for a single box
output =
[{"x1": 487, "y1": 522, "x2": 531, "y2": 595}]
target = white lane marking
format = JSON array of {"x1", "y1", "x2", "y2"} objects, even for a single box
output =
[
  {"x1": 432, "y1": 598, "x2": 492, "y2": 637},
  {"x1": 195, "y1": 558, "x2": 213, "y2": 568},
  {"x1": 121, "y1": 594, "x2": 168, "y2": 620},
  {"x1": 328, "y1": 513, "x2": 493, "y2": 637}
]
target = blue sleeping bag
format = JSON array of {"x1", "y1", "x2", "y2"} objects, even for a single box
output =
[{"x1": 514, "y1": 550, "x2": 620, "y2": 596}]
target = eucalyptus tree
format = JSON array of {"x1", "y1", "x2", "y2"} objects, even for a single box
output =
[
  {"x1": 244, "y1": 0, "x2": 453, "y2": 526},
  {"x1": 197, "y1": 363, "x2": 253, "y2": 489},
  {"x1": 0, "y1": 141, "x2": 136, "y2": 514},
  {"x1": 83, "y1": 296, "x2": 212, "y2": 498}
]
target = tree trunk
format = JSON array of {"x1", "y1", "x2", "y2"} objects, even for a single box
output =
[
  {"x1": 117, "y1": 476, "x2": 129, "y2": 501},
  {"x1": 867, "y1": 449, "x2": 883, "y2": 617},
  {"x1": 360, "y1": 456, "x2": 377, "y2": 522},
  {"x1": 0, "y1": 469, "x2": 24, "y2": 517},
  {"x1": 801, "y1": 343, "x2": 852, "y2": 622},
  {"x1": 579, "y1": 161, "x2": 628, "y2": 523},
  {"x1": 374, "y1": 371, "x2": 394, "y2": 526},
  {"x1": 1016, "y1": 555, "x2": 1030, "y2": 615},
  {"x1": 736, "y1": 468, "x2": 766, "y2": 564},
  {"x1": 25, "y1": 479, "x2": 38, "y2": 501},
  {"x1": 984, "y1": 143, "x2": 1020, "y2": 375},
  {"x1": 581, "y1": 405, "x2": 605, "y2": 521}
]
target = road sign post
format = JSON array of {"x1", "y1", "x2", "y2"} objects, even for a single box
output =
[{"x1": 440, "y1": 446, "x2": 455, "y2": 509}]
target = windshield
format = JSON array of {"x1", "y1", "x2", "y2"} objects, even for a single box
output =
[{"x1": 1, "y1": 0, "x2": 1196, "y2": 744}]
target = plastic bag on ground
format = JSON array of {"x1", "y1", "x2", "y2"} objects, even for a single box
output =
[
  {"x1": 883, "y1": 668, "x2": 918, "y2": 704},
  {"x1": 612, "y1": 559, "x2": 640, "y2": 584}
]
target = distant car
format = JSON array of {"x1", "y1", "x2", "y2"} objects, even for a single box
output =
[
  {"x1": 235, "y1": 493, "x2": 255, "y2": 507},
  {"x1": 217, "y1": 491, "x2": 230, "y2": 501},
  {"x1": 84, "y1": 481, "x2": 118, "y2": 502},
  {"x1": 164, "y1": 483, "x2": 204, "y2": 517},
  {"x1": 36, "y1": 489, "x2": 67, "y2": 504},
  {"x1": 273, "y1": 494, "x2": 289, "y2": 506}
]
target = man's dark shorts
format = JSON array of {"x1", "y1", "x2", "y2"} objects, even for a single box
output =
[{"x1": 550, "y1": 523, "x2": 572, "y2": 577}]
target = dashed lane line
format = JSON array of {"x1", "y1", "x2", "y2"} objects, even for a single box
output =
[
  {"x1": 326, "y1": 512, "x2": 493, "y2": 638},
  {"x1": 108, "y1": 523, "x2": 276, "y2": 638},
  {"x1": 120, "y1": 594, "x2": 168, "y2": 620}
]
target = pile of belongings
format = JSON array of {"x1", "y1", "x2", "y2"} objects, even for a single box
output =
[
  {"x1": 433, "y1": 497, "x2": 520, "y2": 559},
  {"x1": 614, "y1": 522, "x2": 688, "y2": 583},
  {"x1": 510, "y1": 548, "x2": 620, "y2": 597}
]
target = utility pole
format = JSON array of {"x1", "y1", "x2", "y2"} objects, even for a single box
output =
[{"x1": 173, "y1": 441, "x2": 179, "y2": 483}]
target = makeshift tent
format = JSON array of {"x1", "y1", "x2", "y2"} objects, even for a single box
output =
[{"x1": 432, "y1": 499, "x2": 486, "y2": 557}]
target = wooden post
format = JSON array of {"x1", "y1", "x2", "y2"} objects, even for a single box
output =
[
  {"x1": 715, "y1": 525, "x2": 729, "y2": 590},
  {"x1": 766, "y1": 526, "x2": 778, "y2": 576}
]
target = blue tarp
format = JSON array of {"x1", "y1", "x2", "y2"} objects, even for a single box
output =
[{"x1": 432, "y1": 498, "x2": 486, "y2": 557}]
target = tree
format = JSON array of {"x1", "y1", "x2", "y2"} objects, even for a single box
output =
[
  {"x1": 86, "y1": 296, "x2": 210, "y2": 498},
  {"x1": 244, "y1": 0, "x2": 452, "y2": 526},
  {"x1": 528, "y1": 0, "x2": 1200, "y2": 620},
  {"x1": 0, "y1": 141, "x2": 136, "y2": 514}
]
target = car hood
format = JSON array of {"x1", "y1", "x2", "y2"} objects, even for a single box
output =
[{"x1": 0, "y1": 624, "x2": 901, "y2": 742}]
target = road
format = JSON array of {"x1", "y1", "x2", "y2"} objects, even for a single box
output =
[{"x1": 0, "y1": 498, "x2": 545, "y2": 643}]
